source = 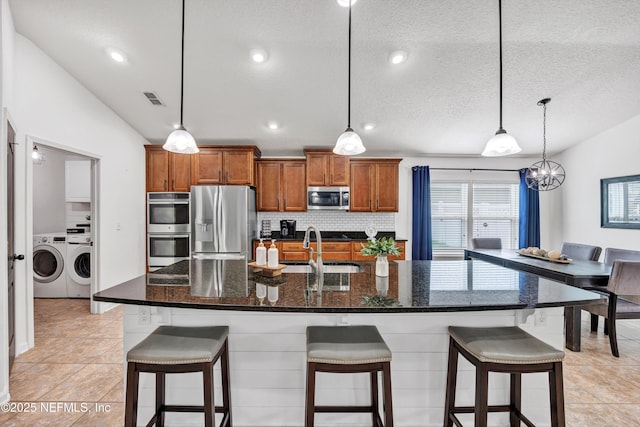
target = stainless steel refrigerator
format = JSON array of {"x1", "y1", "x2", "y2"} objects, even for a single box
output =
[
  {"x1": 191, "y1": 185, "x2": 257, "y2": 257},
  {"x1": 190, "y1": 186, "x2": 256, "y2": 296}
]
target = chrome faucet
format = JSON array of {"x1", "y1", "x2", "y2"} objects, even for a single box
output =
[{"x1": 302, "y1": 225, "x2": 323, "y2": 276}]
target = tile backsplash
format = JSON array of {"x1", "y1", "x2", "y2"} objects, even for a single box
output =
[{"x1": 257, "y1": 212, "x2": 395, "y2": 234}]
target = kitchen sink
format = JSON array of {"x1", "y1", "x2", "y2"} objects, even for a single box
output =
[{"x1": 282, "y1": 263, "x2": 364, "y2": 274}]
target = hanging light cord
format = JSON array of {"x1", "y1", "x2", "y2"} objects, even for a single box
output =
[
  {"x1": 541, "y1": 101, "x2": 547, "y2": 162},
  {"x1": 347, "y1": 3, "x2": 352, "y2": 130},
  {"x1": 498, "y1": 0, "x2": 503, "y2": 131},
  {"x1": 179, "y1": 0, "x2": 186, "y2": 127}
]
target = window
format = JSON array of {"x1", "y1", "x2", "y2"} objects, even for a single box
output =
[
  {"x1": 431, "y1": 181, "x2": 519, "y2": 256},
  {"x1": 601, "y1": 174, "x2": 640, "y2": 229}
]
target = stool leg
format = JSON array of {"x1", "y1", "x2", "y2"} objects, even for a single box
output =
[
  {"x1": 156, "y1": 372, "x2": 166, "y2": 426},
  {"x1": 549, "y1": 362, "x2": 566, "y2": 427},
  {"x1": 203, "y1": 361, "x2": 215, "y2": 427},
  {"x1": 124, "y1": 362, "x2": 139, "y2": 427},
  {"x1": 509, "y1": 373, "x2": 521, "y2": 427},
  {"x1": 220, "y1": 339, "x2": 232, "y2": 426},
  {"x1": 382, "y1": 361, "x2": 394, "y2": 427},
  {"x1": 305, "y1": 362, "x2": 316, "y2": 427},
  {"x1": 370, "y1": 371, "x2": 379, "y2": 425},
  {"x1": 443, "y1": 339, "x2": 458, "y2": 427},
  {"x1": 474, "y1": 364, "x2": 489, "y2": 427}
]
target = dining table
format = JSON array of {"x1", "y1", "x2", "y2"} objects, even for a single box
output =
[{"x1": 464, "y1": 248, "x2": 612, "y2": 351}]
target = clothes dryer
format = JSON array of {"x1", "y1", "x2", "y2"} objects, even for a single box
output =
[
  {"x1": 33, "y1": 233, "x2": 68, "y2": 297},
  {"x1": 66, "y1": 234, "x2": 91, "y2": 298}
]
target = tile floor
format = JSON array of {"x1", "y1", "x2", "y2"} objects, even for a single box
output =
[{"x1": 2, "y1": 299, "x2": 640, "y2": 426}]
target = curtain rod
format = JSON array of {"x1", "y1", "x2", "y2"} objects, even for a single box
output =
[{"x1": 428, "y1": 167, "x2": 519, "y2": 172}]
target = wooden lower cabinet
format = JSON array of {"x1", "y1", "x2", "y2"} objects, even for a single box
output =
[{"x1": 253, "y1": 240, "x2": 405, "y2": 261}]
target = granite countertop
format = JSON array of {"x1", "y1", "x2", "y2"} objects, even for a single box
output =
[
  {"x1": 93, "y1": 258, "x2": 604, "y2": 313},
  {"x1": 259, "y1": 231, "x2": 407, "y2": 241}
]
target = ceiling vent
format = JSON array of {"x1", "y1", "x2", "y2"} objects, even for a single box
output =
[{"x1": 143, "y1": 91, "x2": 164, "y2": 106}]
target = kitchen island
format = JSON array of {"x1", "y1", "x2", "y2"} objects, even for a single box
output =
[{"x1": 94, "y1": 259, "x2": 602, "y2": 426}]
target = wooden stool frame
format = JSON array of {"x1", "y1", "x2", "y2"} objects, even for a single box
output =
[
  {"x1": 305, "y1": 360, "x2": 393, "y2": 427},
  {"x1": 124, "y1": 337, "x2": 232, "y2": 427},
  {"x1": 444, "y1": 336, "x2": 565, "y2": 427}
]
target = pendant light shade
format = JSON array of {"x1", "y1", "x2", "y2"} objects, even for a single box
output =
[
  {"x1": 333, "y1": 1, "x2": 365, "y2": 156},
  {"x1": 163, "y1": 0, "x2": 198, "y2": 154},
  {"x1": 525, "y1": 98, "x2": 565, "y2": 191},
  {"x1": 481, "y1": 0, "x2": 520, "y2": 157}
]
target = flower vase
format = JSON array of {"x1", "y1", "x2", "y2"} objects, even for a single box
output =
[{"x1": 375, "y1": 255, "x2": 389, "y2": 277}]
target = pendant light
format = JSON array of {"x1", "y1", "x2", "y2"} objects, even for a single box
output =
[
  {"x1": 525, "y1": 98, "x2": 565, "y2": 191},
  {"x1": 333, "y1": 0, "x2": 365, "y2": 156},
  {"x1": 163, "y1": 0, "x2": 199, "y2": 154},
  {"x1": 481, "y1": 0, "x2": 521, "y2": 157},
  {"x1": 32, "y1": 144, "x2": 45, "y2": 165}
]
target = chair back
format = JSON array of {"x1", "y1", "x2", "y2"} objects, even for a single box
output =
[
  {"x1": 560, "y1": 242, "x2": 602, "y2": 261},
  {"x1": 603, "y1": 248, "x2": 640, "y2": 266},
  {"x1": 608, "y1": 261, "x2": 640, "y2": 296},
  {"x1": 471, "y1": 238, "x2": 502, "y2": 249}
]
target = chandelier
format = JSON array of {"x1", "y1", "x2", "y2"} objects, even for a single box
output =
[{"x1": 525, "y1": 98, "x2": 565, "y2": 191}]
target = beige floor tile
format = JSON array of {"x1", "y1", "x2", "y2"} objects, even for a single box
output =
[
  {"x1": 0, "y1": 405, "x2": 85, "y2": 427},
  {"x1": 40, "y1": 364, "x2": 123, "y2": 402},
  {"x1": 100, "y1": 380, "x2": 124, "y2": 403},
  {"x1": 9, "y1": 363, "x2": 84, "y2": 401},
  {"x1": 72, "y1": 402, "x2": 124, "y2": 426}
]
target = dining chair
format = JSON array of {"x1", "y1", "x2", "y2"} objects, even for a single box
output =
[
  {"x1": 603, "y1": 247, "x2": 640, "y2": 266},
  {"x1": 471, "y1": 238, "x2": 502, "y2": 250},
  {"x1": 559, "y1": 242, "x2": 601, "y2": 261},
  {"x1": 583, "y1": 260, "x2": 640, "y2": 357}
]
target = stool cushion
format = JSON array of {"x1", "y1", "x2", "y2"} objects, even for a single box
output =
[
  {"x1": 127, "y1": 325, "x2": 229, "y2": 365},
  {"x1": 448, "y1": 326, "x2": 564, "y2": 364},
  {"x1": 307, "y1": 325, "x2": 392, "y2": 365}
]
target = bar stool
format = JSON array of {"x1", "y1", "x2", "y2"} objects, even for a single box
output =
[
  {"x1": 124, "y1": 325, "x2": 232, "y2": 427},
  {"x1": 305, "y1": 325, "x2": 393, "y2": 427},
  {"x1": 444, "y1": 326, "x2": 565, "y2": 427}
]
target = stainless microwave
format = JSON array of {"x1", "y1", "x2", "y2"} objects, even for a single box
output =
[
  {"x1": 307, "y1": 187, "x2": 350, "y2": 210},
  {"x1": 147, "y1": 192, "x2": 190, "y2": 233}
]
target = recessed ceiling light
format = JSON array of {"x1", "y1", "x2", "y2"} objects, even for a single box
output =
[
  {"x1": 389, "y1": 50, "x2": 408, "y2": 65},
  {"x1": 106, "y1": 48, "x2": 127, "y2": 63},
  {"x1": 337, "y1": 0, "x2": 358, "y2": 7},
  {"x1": 363, "y1": 123, "x2": 376, "y2": 131},
  {"x1": 250, "y1": 49, "x2": 269, "y2": 63},
  {"x1": 267, "y1": 121, "x2": 280, "y2": 130}
]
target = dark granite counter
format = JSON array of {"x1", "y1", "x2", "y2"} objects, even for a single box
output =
[
  {"x1": 263, "y1": 230, "x2": 407, "y2": 241},
  {"x1": 94, "y1": 258, "x2": 603, "y2": 313}
]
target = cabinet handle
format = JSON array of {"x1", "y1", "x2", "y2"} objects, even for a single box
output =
[
  {"x1": 376, "y1": 200, "x2": 379, "y2": 210},
  {"x1": 323, "y1": 172, "x2": 326, "y2": 184},
  {"x1": 226, "y1": 171, "x2": 229, "y2": 182},
  {"x1": 277, "y1": 198, "x2": 280, "y2": 211},
  {"x1": 369, "y1": 199, "x2": 372, "y2": 210},
  {"x1": 218, "y1": 171, "x2": 222, "y2": 181},
  {"x1": 284, "y1": 198, "x2": 287, "y2": 210},
  {"x1": 172, "y1": 179, "x2": 175, "y2": 190},
  {"x1": 331, "y1": 173, "x2": 333, "y2": 183},
  {"x1": 164, "y1": 180, "x2": 167, "y2": 191}
]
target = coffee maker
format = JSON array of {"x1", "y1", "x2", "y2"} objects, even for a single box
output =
[{"x1": 280, "y1": 220, "x2": 297, "y2": 239}]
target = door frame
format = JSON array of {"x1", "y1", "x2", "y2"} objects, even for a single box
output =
[{"x1": 21, "y1": 135, "x2": 102, "y2": 352}]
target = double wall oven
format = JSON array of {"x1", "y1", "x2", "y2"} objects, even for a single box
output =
[{"x1": 147, "y1": 192, "x2": 190, "y2": 270}]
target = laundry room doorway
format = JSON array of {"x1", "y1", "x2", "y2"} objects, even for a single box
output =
[{"x1": 27, "y1": 136, "x2": 101, "y2": 343}]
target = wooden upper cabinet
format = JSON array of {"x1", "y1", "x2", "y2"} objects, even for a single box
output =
[
  {"x1": 256, "y1": 159, "x2": 306, "y2": 212},
  {"x1": 191, "y1": 146, "x2": 260, "y2": 186},
  {"x1": 256, "y1": 161, "x2": 281, "y2": 211},
  {"x1": 146, "y1": 146, "x2": 169, "y2": 192},
  {"x1": 349, "y1": 159, "x2": 400, "y2": 212},
  {"x1": 145, "y1": 146, "x2": 191, "y2": 192},
  {"x1": 305, "y1": 149, "x2": 350, "y2": 186}
]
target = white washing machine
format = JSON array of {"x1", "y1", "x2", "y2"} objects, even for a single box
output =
[
  {"x1": 33, "y1": 233, "x2": 68, "y2": 298},
  {"x1": 67, "y1": 234, "x2": 91, "y2": 298}
]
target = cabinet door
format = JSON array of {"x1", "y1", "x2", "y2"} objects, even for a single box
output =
[
  {"x1": 224, "y1": 151, "x2": 254, "y2": 185},
  {"x1": 375, "y1": 163, "x2": 399, "y2": 212},
  {"x1": 256, "y1": 162, "x2": 282, "y2": 211},
  {"x1": 170, "y1": 153, "x2": 192, "y2": 191},
  {"x1": 146, "y1": 147, "x2": 169, "y2": 192},
  {"x1": 349, "y1": 163, "x2": 374, "y2": 212},
  {"x1": 65, "y1": 160, "x2": 91, "y2": 202},
  {"x1": 282, "y1": 162, "x2": 307, "y2": 211},
  {"x1": 329, "y1": 155, "x2": 350, "y2": 185},
  {"x1": 191, "y1": 148, "x2": 223, "y2": 185},
  {"x1": 306, "y1": 153, "x2": 327, "y2": 186}
]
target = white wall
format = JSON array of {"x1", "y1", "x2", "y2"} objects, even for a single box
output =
[
  {"x1": 550, "y1": 113, "x2": 640, "y2": 256},
  {"x1": 32, "y1": 146, "x2": 66, "y2": 234}
]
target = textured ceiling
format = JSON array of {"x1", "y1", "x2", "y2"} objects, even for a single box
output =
[{"x1": 9, "y1": 0, "x2": 640, "y2": 157}]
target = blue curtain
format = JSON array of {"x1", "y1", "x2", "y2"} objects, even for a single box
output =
[
  {"x1": 518, "y1": 168, "x2": 540, "y2": 248},
  {"x1": 412, "y1": 166, "x2": 432, "y2": 260}
]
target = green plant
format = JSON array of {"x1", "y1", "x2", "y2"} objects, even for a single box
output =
[{"x1": 360, "y1": 237, "x2": 401, "y2": 257}]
